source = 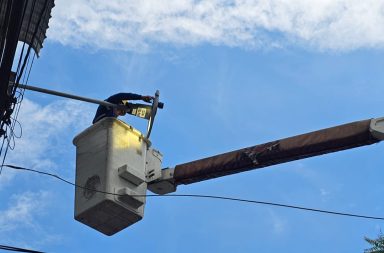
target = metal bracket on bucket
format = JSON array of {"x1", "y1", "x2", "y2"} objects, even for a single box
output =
[
  {"x1": 146, "y1": 90, "x2": 160, "y2": 139},
  {"x1": 123, "y1": 90, "x2": 163, "y2": 140}
]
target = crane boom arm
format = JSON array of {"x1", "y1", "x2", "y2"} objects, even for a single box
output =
[
  {"x1": 172, "y1": 118, "x2": 384, "y2": 185},
  {"x1": 148, "y1": 118, "x2": 384, "y2": 194}
]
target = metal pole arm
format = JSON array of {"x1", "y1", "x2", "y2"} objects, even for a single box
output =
[{"x1": 17, "y1": 83, "x2": 120, "y2": 108}]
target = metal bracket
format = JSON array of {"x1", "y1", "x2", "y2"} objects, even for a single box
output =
[
  {"x1": 118, "y1": 165, "x2": 145, "y2": 186},
  {"x1": 117, "y1": 188, "x2": 145, "y2": 209},
  {"x1": 146, "y1": 90, "x2": 160, "y2": 139},
  {"x1": 145, "y1": 148, "x2": 163, "y2": 183},
  {"x1": 147, "y1": 168, "x2": 177, "y2": 195}
]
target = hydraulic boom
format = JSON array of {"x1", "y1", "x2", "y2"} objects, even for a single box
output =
[{"x1": 148, "y1": 117, "x2": 384, "y2": 194}]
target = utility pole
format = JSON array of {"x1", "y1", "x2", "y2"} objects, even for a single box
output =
[
  {"x1": 0, "y1": 0, "x2": 27, "y2": 121},
  {"x1": 0, "y1": 0, "x2": 55, "y2": 136}
]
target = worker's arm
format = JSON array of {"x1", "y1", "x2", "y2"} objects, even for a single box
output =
[{"x1": 107, "y1": 93, "x2": 145, "y2": 103}]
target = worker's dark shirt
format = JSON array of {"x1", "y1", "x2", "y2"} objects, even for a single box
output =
[{"x1": 92, "y1": 93, "x2": 143, "y2": 124}]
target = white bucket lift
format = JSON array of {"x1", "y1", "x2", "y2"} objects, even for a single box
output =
[
  {"x1": 72, "y1": 91, "x2": 164, "y2": 235},
  {"x1": 73, "y1": 118, "x2": 162, "y2": 235}
]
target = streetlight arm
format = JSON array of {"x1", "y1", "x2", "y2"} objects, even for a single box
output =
[{"x1": 18, "y1": 84, "x2": 118, "y2": 108}]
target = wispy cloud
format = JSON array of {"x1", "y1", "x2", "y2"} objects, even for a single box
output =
[
  {"x1": 2, "y1": 98, "x2": 92, "y2": 186},
  {"x1": 0, "y1": 98, "x2": 89, "y2": 247},
  {"x1": 0, "y1": 191, "x2": 50, "y2": 232},
  {"x1": 267, "y1": 210, "x2": 287, "y2": 234},
  {"x1": 48, "y1": 0, "x2": 384, "y2": 52},
  {"x1": 0, "y1": 191, "x2": 62, "y2": 247}
]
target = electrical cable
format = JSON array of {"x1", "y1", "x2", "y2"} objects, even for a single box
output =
[
  {"x1": 0, "y1": 0, "x2": 36, "y2": 174},
  {"x1": 14, "y1": 0, "x2": 32, "y2": 85},
  {"x1": 3, "y1": 164, "x2": 384, "y2": 221},
  {"x1": 0, "y1": 244, "x2": 44, "y2": 253},
  {"x1": 1, "y1": 38, "x2": 37, "y2": 175},
  {"x1": 0, "y1": 0, "x2": 14, "y2": 145},
  {"x1": 15, "y1": 0, "x2": 49, "y2": 89},
  {"x1": 9, "y1": 117, "x2": 22, "y2": 139},
  {"x1": 0, "y1": 52, "x2": 35, "y2": 174},
  {"x1": 0, "y1": 135, "x2": 12, "y2": 174},
  {"x1": 10, "y1": 53, "x2": 35, "y2": 139}
]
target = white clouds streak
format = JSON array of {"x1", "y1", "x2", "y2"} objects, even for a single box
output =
[
  {"x1": 0, "y1": 191, "x2": 62, "y2": 247},
  {"x1": 267, "y1": 210, "x2": 287, "y2": 234},
  {"x1": 48, "y1": 0, "x2": 384, "y2": 52},
  {"x1": 2, "y1": 99, "x2": 92, "y2": 185},
  {"x1": 0, "y1": 98, "x2": 88, "y2": 247},
  {"x1": 0, "y1": 191, "x2": 50, "y2": 233},
  {"x1": 9, "y1": 98, "x2": 91, "y2": 163}
]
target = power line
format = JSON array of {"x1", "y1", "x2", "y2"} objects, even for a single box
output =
[
  {"x1": 0, "y1": 244, "x2": 44, "y2": 253},
  {"x1": 4, "y1": 164, "x2": 384, "y2": 221},
  {"x1": 0, "y1": 0, "x2": 40, "y2": 174}
]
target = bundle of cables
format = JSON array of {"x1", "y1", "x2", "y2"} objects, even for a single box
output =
[{"x1": 0, "y1": 0, "x2": 51, "y2": 174}]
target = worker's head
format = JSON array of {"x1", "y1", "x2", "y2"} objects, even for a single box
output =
[
  {"x1": 114, "y1": 103, "x2": 127, "y2": 116},
  {"x1": 114, "y1": 108, "x2": 126, "y2": 116}
]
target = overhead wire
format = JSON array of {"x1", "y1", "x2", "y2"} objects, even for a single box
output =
[
  {"x1": 0, "y1": 0, "x2": 40, "y2": 174},
  {"x1": 15, "y1": 0, "x2": 48, "y2": 90},
  {"x1": 3, "y1": 164, "x2": 384, "y2": 221},
  {"x1": 14, "y1": 0, "x2": 32, "y2": 83},
  {"x1": 9, "y1": 116, "x2": 22, "y2": 138},
  {"x1": 11, "y1": 0, "x2": 36, "y2": 129},
  {"x1": 10, "y1": 53, "x2": 35, "y2": 140},
  {"x1": 0, "y1": 244, "x2": 44, "y2": 253},
  {"x1": 0, "y1": 0, "x2": 15, "y2": 148},
  {"x1": 0, "y1": 0, "x2": 29, "y2": 172}
]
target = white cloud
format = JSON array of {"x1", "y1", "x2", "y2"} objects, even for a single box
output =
[
  {"x1": 1, "y1": 98, "x2": 92, "y2": 185},
  {"x1": 0, "y1": 191, "x2": 49, "y2": 232},
  {"x1": 0, "y1": 98, "x2": 88, "y2": 248},
  {"x1": 267, "y1": 210, "x2": 287, "y2": 234},
  {"x1": 320, "y1": 188, "x2": 330, "y2": 197},
  {"x1": 0, "y1": 191, "x2": 62, "y2": 247},
  {"x1": 0, "y1": 191, "x2": 63, "y2": 247},
  {"x1": 9, "y1": 98, "x2": 92, "y2": 163},
  {"x1": 47, "y1": 0, "x2": 384, "y2": 52}
]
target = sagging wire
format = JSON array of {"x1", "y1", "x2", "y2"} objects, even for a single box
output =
[
  {"x1": 0, "y1": 53, "x2": 35, "y2": 174},
  {"x1": 3, "y1": 164, "x2": 384, "y2": 222},
  {"x1": 9, "y1": 116, "x2": 23, "y2": 139},
  {"x1": 9, "y1": 0, "x2": 37, "y2": 131},
  {"x1": 0, "y1": 0, "x2": 30, "y2": 172},
  {"x1": 9, "y1": 53, "x2": 35, "y2": 140}
]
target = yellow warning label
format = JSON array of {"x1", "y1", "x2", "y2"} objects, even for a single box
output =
[{"x1": 136, "y1": 108, "x2": 146, "y2": 118}]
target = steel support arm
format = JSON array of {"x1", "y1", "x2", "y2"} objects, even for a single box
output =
[
  {"x1": 148, "y1": 117, "x2": 384, "y2": 194},
  {"x1": 174, "y1": 118, "x2": 384, "y2": 185}
]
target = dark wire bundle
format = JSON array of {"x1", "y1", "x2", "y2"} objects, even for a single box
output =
[{"x1": 0, "y1": 0, "x2": 50, "y2": 174}]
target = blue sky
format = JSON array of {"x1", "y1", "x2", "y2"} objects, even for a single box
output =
[{"x1": 1, "y1": 1, "x2": 384, "y2": 252}]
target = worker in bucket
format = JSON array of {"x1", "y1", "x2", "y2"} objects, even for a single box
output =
[{"x1": 92, "y1": 92, "x2": 153, "y2": 124}]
